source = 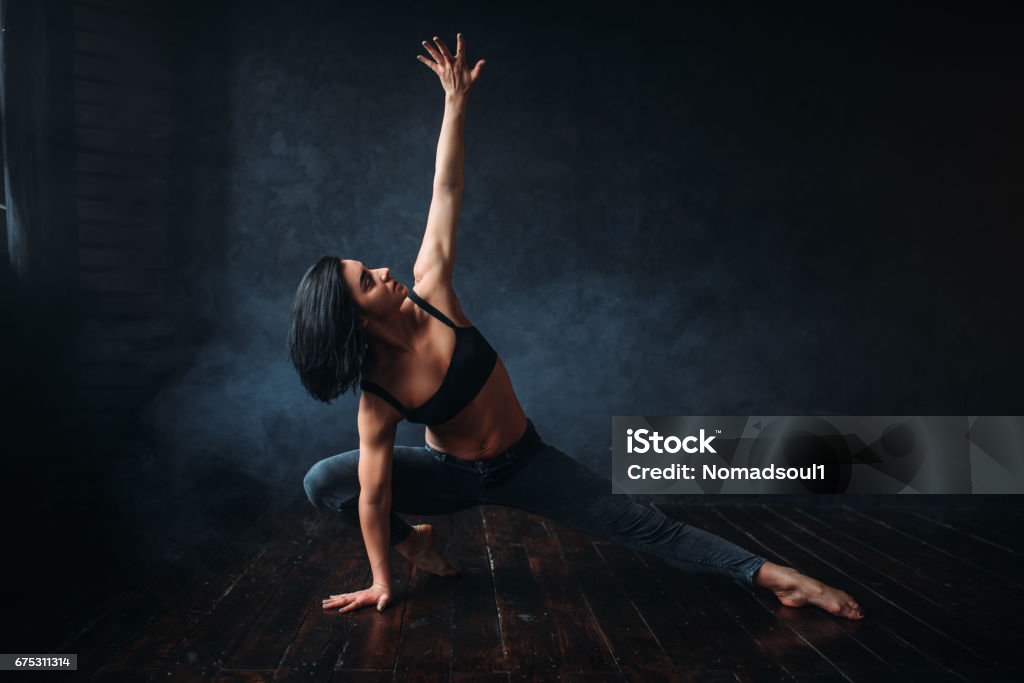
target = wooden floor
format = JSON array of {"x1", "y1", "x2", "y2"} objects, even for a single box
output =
[{"x1": 61, "y1": 499, "x2": 1024, "y2": 681}]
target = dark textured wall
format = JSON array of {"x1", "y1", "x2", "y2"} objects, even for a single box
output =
[{"x1": 145, "y1": 0, "x2": 1024, "y2": 494}]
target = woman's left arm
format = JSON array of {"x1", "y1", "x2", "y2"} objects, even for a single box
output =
[{"x1": 413, "y1": 34, "x2": 485, "y2": 285}]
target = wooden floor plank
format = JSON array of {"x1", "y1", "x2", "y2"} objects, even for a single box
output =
[
  {"x1": 86, "y1": 496, "x2": 302, "y2": 676},
  {"x1": 213, "y1": 670, "x2": 274, "y2": 681},
  {"x1": 523, "y1": 521, "x2": 620, "y2": 675},
  {"x1": 490, "y1": 505, "x2": 620, "y2": 675},
  {"x1": 653, "y1": 504, "x2": 878, "y2": 683},
  {"x1": 273, "y1": 517, "x2": 372, "y2": 681},
  {"x1": 591, "y1": 535, "x2": 794, "y2": 683},
  {"x1": 49, "y1": 533, "x2": 188, "y2": 661},
  {"x1": 335, "y1": 517, "x2": 416, "y2": 672},
  {"x1": 393, "y1": 516, "x2": 457, "y2": 682},
  {"x1": 764, "y1": 505, "x2": 1019, "y2": 669},
  {"x1": 711, "y1": 505, "x2": 963, "y2": 682},
  {"x1": 733, "y1": 504, "x2": 1000, "y2": 680},
  {"x1": 482, "y1": 506, "x2": 565, "y2": 679},
  {"x1": 849, "y1": 507, "x2": 1024, "y2": 591},
  {"x1": 483, "y1": 505, "x2": 618, "y2": 676},
  {"x1": 550, "y1": 521, "x2": 684, "y2": 683},
  {"x1": 803, "y1": 506, "x2": 1024, "y2": 630},
  {"x1": 911, "y1": 507, "x2": 1024, "y2": 556},
  {"x1": 80, "y1": 535, "x2": 261, "y2": 676},
  {"x1": 449, "y1": 507, "x2": 507, "y2": 675},
  {"x1": 40, "y1": 472, "x2": 274, "y2": 664},
  {"x1": 452, "y1": 671, "x2": 507, "y2": 683},
  {"x1": 682, "y1": 505, "x2": 897, "y2": 683},
  {"x1": 226, "y1": 509, "x2": 355, "y2": 670},
  {"x1": 452, "y1": 673, "x2": 510, "y2": 683},
  {"x1": 57, "y1": 500, "x2": 1024, "y2": 681},
  {"x1": 329, "y1": 670, "x2": 394, "y2": 682},
  {"x1": 90, "y1": 668, "x2": 157, "y2": 682},
  {"x1": 158, "y1": 503, "x2": 325, "y2": 677}
]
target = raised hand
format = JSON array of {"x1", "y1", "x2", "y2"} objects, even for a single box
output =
[
  {"x1": 321, "y1": 583, "x2": 391, "y2": 613},
  {"x1": 416, "y1": 33, "x2": 485, "y2": 98}
]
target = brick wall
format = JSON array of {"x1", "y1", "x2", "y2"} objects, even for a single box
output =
[{"x1": 72, "y1": 0, "x2": 175, "y2": 435}]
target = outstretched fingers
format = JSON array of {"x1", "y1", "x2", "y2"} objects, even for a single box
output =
[
  {"x1": 457, "y1": 32, "x2": 485, "y2": 82},
  {"x1": 433, "y1": 35, "x2": 454, "y2": 63},
  {"x1": 421, "y1": 39, "x2": 444, "y2": 65},
  {"x1": 416, "y1": 53, "x2": 437, "y2": 73},
  {"x1": 418, "y1": 42, "x2": 444, "y2": 74},
  {"x1": 418, "y1": 33, "x2": 485, "y2": 89},
  {"x1": 471, "y1": 59, "x2": 486, "y2": 82}
]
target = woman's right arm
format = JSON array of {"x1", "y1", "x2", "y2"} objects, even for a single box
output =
[
  {"x1": 413, "y1": 34, "x2": 485, "y2": 286},
  {"x1": 357, "y1": 398, "x2": 398, "y2": 586},
  {"x1": 321, "y1": 395, "x2": 400, "y2": 613}
]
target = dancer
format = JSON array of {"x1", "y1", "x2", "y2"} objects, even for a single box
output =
[{"x1": 289, "y1": 33, "x2": 863, "y2": 619}]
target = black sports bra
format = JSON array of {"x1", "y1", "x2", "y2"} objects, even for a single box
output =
[{"x1": 359, "y1": 288, "x2": 498, "y2": 425}]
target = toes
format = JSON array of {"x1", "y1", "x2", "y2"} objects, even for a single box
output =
[
  {"x1": 824, "y1": 598, "x2": 846, "y2": 616},
  {"x1": 833, "y1": 599, "x2": 864, "y2": 619}
]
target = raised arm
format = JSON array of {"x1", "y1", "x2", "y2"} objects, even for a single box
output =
[{"x1": 413, "y1": 34, "x2": 485, "y2": 285}]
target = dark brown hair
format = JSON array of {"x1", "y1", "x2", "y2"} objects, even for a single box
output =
[{"x1": 287, "y1": 256, "x2": 367, "y2": 403}]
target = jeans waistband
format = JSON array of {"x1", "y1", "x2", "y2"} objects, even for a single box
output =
[{"x1": 426, "y1": 418, "x2": 542, "y2": 469}]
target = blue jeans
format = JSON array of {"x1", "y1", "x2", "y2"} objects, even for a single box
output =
[{"x1": 302, "y1": 418, "x2": 767, "y2": 586}]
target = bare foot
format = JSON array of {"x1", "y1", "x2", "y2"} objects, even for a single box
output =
[
  {"x1": 754, "y1": 561, "x2": 864, "y2": 619},
  {"x1": 395, "y1": 524, "x2": 461, "y2": 577}
]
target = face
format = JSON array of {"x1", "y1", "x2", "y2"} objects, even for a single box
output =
[{"x1": 338, "y1": 259, "x2": 407, "y2": 325}]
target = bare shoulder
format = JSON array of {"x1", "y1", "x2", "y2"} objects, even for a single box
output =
[{"x1": 410, "y1": 268, "x2": 472, "y2": 327}]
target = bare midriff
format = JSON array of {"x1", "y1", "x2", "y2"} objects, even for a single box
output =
[{"x1": 423, "y1": 355, "x2": 529, "y2": 461}]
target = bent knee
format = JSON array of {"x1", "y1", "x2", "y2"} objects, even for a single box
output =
[
  {"x1": 302, "y1": 463, "x2": 324, "y2": 508},
  {"x1": 303, "y1": 453, "x2": 358, "y2": 510}
]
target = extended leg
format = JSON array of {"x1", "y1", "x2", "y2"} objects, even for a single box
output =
[
  {"x1": 491, "y1": 444, "x2": 767, "y2": 585},
  {"x1": 491, "y1": 443, "x2": 863, "y2": 617}
]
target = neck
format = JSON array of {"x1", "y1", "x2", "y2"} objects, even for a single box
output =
[{"x1": 365, "y1": 300, "x2": 419, "y2": 357}]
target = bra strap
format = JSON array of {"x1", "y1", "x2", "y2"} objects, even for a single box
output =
[
  {"x1": 360, "y1": 380, "x2": 409, "y2": 416},
  {"x1": 407, "y1": 289, "x2": 457, "y2": 329}
]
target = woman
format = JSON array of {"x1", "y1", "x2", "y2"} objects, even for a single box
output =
[{"x1": 290, "y1": 34, "x2": 863, "y2": 619}]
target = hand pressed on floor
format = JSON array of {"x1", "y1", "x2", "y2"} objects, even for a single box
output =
[{"x1": 322, "y1": 583, "x2": 391, "y2": 613}]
